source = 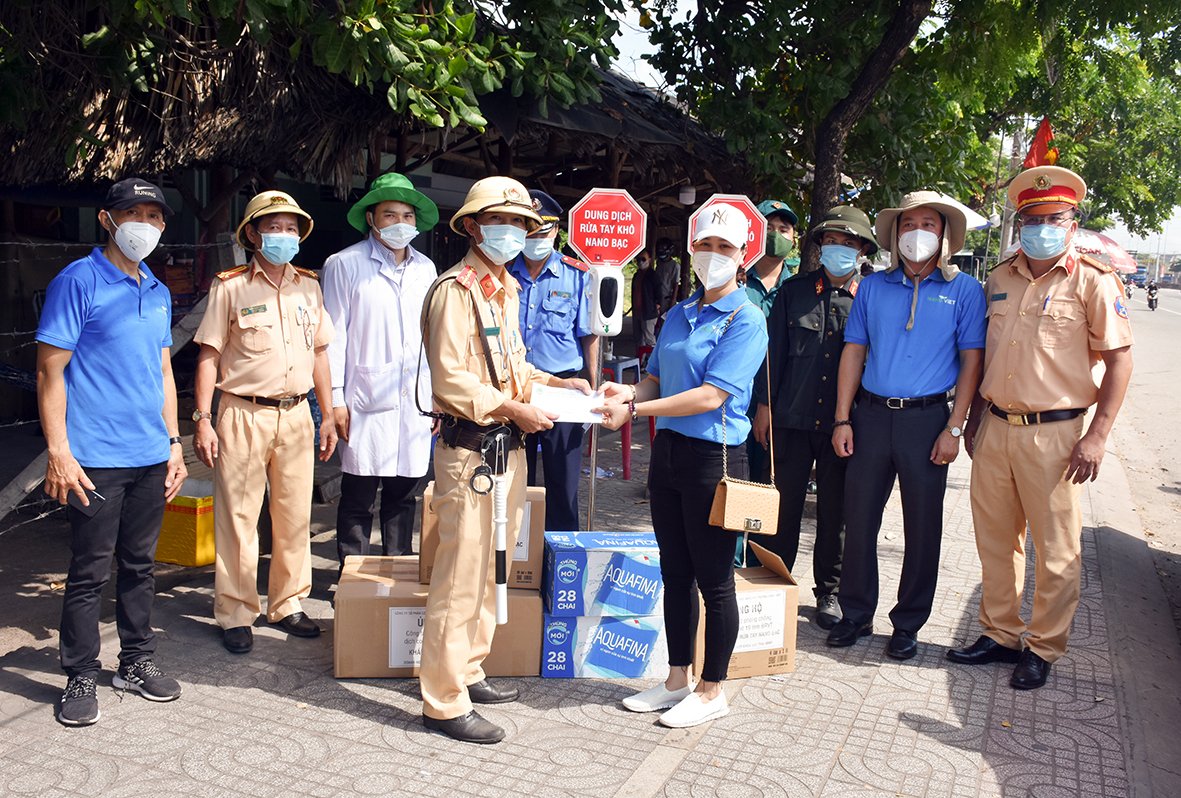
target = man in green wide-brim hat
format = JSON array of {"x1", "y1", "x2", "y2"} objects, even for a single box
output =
[{"x1": 322, "y1": 173, "x2": 441, "y2": 570}]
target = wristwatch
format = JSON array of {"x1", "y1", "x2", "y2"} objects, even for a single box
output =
[
  {"x1": 946, "y1": 424, "x2": 963, "y2": 438},
  {"x1": 192, "y1": 409, "x2": 212, "y2": 422},
  {"x1": 168, "y1": 436, "x2": 183, "y2": 447}
]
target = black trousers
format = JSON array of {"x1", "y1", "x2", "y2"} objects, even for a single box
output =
[
  {"x1": 60, "y1": 462, "x2": 167, "y2": 678},
  {"x1": 648, "y1": 430, "x2": 743, "y2": 682},
  {"x1": 335, "y1": 473, "x2": 422, "y2": 565},
  {"x1": 525, "y1": 421, "x2": 584, "y2": 531},
  {"x1": 838, "y1": 400, "x2": 950, "y2": 633},
  {"x1": 758, "y1": 427, "x2": 847, "y2": 598}
]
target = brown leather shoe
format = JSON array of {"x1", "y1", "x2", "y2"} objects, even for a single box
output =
[{"x1": 423, "y1": 711, "x2": 505, "y2": 744}]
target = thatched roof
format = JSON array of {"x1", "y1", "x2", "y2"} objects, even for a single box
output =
[{"x1": 1, "y1": 13, "x2": 747, "y2": 201}]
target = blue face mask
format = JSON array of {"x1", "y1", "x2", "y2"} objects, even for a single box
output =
[
  {"x1": 1020, "y1": 224, "x2": 1069, "y2": 260},
  {"x1": 819, "y1": 244, "x2": 860, "y2": 277},
  {"x1": 522, "y1": 236, "x2": 555, "y2": 261},
  {"x1": 260, "y1": 232, "x2": 300, "y2": 265},
  {"x1": 477, "y1": 224, "x2": 528, "y2": 263}
]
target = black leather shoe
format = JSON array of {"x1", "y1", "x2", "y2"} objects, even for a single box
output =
[
  {"x1": 1010, "y1": 649, "x2": 1051, "y2": 690},
  {"x1": 815, "y1": 594, "x2": 842, "y2": 630},
  {"x1": 467, "y1": 679, "x2": 519, "y2": 704},
  {"x1": 423, "y1": 711, "x2": 505, "y2": 744},
  {"x1": 885, "y1": 629, "x2": 919, "y2": 660},
  {"x1": 826, "y1": 619, "x2": 872, "y2": 647},
  {"x1": 223, "y1": 626, "x2": 253, "y2": 654},
  {"x1": 270, "y1": 612, "x2": 321, "y2": 638},
  {"x1": 946, "y1": 635, "x2": 1022, "y2": 665}
]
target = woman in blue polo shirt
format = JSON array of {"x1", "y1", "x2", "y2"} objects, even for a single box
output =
[{"x1": 599, "y1": 204, "x2": 767, "y2": 728}]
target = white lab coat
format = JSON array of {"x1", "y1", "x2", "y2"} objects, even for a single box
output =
[{"x1": 322, "y1": 237, "x2": 435, "y2": 477}]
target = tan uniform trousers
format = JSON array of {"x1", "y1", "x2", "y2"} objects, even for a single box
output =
[
  {"x1": 213, "y1": 393, "x2": 315, "y2": 629},
  {"x1": 969, "y1": 412, "x2": 1085, "y2": 662},
  {"x1": 420, "y1": 443, "x2": 526, "y2": 720}
]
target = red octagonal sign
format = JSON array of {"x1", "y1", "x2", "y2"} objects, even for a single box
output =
[
  {"x1": 567, "y1": 188, "x2": 648, "y2": 266},
  {"x1": 687, "y1": 194, "x2": 767, "y2": 270}
]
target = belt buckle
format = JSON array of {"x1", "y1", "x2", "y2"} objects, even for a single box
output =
[
  {"x1": 1005, "y1": 412, "x2": 1027, "y2": 426},
  {"x1": 277, "y1": 396, "x2": 297, "y2": 410},
  {"x1": 886, "y1": 397, "x2": 904, "y2": 410}
]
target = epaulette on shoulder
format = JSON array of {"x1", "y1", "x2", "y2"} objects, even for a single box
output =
[
  {"x1": 295, "y1": 266, "x2": 320, "y2": 280},
  {"x1": 1078, "y1": 253, "x2": 1113, "y2": 273},
  {"x1": 561, "y1": 254, "x2": 589, "y2": 272},
  {"x1": 455, "y1": 264, "x2": 478, "y2": 290},
  {"x1": 216, "y1": 265, "x2": 248, "y2": 280},
  {"x1": 989, "y1": 254, "x2": 1018, "y2": 273}
]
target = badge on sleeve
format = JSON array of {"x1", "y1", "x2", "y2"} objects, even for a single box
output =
[{"x1": 1114, "y1": 296, "x2": 1129, "y2": 319}]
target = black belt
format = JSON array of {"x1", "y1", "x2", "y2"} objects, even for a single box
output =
[
  {"x1": 439, "y1": 416, "x2": 525, "y2": 452},
  {"x1": 860, "y1": 389, "x2": 950, "y2": 410},
  {"x1": 989, "y1": 405, "x2": 1087, "y2": 426},
  {"x1": 233, "y1": 393, "x2": 306, "y2": 410},
  {"x1": 553, "y1": 369, "x2": 580, "y2": 379}
]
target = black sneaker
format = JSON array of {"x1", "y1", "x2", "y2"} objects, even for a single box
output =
[
  {"x1": 57, "y1": 674, "x2": 100, "y2": 727},
  {"x1": 816, "y1": 594, "x2": 843, "y2": 630},
  {"x1": 113, "y1": 659, "x2": 182, "y2": 702}
]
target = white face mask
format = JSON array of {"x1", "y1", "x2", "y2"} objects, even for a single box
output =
[
  {"x1": 476, "y1": 224, "x2": 527, "y2": 263},
  {"x1": 108, "y1": 215, "x2": 162, "y2": 262},
  {"x1": 897, "y1": 229, "x2": 940, "y2": 264},
  {"x1": 691, "y1": 251, "x2": 739, "y2": 290},
  {"x1": 522, "y1": 237, "x2": 555, "y2": 261},
  {"x1": 378, "y1": 222, "x2": 418, "y2": 250}
]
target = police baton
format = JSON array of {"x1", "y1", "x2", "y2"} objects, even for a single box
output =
[{"x1": 474, "y1": 426, "x2": 513, "y2": 625}]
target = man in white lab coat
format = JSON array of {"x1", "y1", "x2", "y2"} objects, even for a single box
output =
[{"x1": 323, "y1": 173, "x2": 439, "y2": 566}]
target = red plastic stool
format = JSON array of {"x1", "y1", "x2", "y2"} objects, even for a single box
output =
[{"x1": 599, "y1": 357, "x2": 642, "y2": 480}]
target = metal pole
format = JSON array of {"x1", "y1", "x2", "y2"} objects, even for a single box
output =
[{"x1": 585, "y1": 334, "x2": 602, "y2": 530}]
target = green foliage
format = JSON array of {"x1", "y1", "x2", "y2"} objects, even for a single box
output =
[
  {"x1": 635, "y1": 0, "x2": 1181, "y2": 235},
  {"x1": 0, "y1": 0, "x2": 623, "y2": 142}
]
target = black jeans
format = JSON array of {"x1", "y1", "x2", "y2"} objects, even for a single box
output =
[
  {"x1": 838, "y1": 400, "x2": 950, "y2": 633},
  {"x1": 525, "y1": 421, "x2": 585, "y2": 532},
  {"x1": 648, "y1": 430, "x2": 743, "y2": 682},
  {"x1": 60, "y1": 462, "x2": 167, "y2": 678},
  {"x1": 762, "y1": 427, "x2": 847, "y2": 598},
  {"x1": 335, "y1": 473, "x2": 422, "y2": 566}
]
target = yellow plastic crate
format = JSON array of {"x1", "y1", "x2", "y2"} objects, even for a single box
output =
[{"x1": 156, "y1": 495, "x2": 215, "y2": 567}]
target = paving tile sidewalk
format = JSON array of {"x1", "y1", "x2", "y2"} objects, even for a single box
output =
[{"x1": 0, "y1": 423, "x2": 1176, "y2": 797}]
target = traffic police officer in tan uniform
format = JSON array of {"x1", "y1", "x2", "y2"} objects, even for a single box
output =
[
  {"x1": 193, "y1": 191, "x2": 338, "y2": 654},
  {"x1": 419, "y1": 176, "x2": 590, "y2": 744},
  {"x1": 950, "y1": 166, "x2": 1133, "y2": 689}
]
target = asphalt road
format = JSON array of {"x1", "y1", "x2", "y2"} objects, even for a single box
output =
[{"x1": 1110, "y1": 287, "x2": 1181, "y2": 637}]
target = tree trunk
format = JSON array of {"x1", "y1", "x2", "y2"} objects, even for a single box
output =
[{"x1": 801, "y1": 0, "x2": 933, "y2": 271}]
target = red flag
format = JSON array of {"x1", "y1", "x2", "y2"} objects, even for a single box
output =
[{"x1": 1023, "y1": 117, "x2": 1060, "y2": 168}]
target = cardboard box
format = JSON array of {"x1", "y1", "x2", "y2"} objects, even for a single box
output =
[
  {"x1": 334, "y1": 556, "x2": 542, "y2": 678},
  {"x1": 540, "y1": 613, "x2": 669, "y2": 679},
  {"x1": 156, "y1": 493, "x2": 215, "y2": 567},
  {"x1": 542, "y1": 531, "x2": 662, "y2": 617},
  {"x1": 695, "y1": 542, "x2": 799, "y2": 678},
  {"x1": 419, "y1": 482, "x2": 545, "y2": 590}
]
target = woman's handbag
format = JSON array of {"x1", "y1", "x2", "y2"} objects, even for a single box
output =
[{"x1": 708, "y1": 312, "x2": 779, "y2": 536}]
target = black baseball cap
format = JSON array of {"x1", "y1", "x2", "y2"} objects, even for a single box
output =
[{"x1": 104, "y1": 178, "x2": 174, "y2": 216}]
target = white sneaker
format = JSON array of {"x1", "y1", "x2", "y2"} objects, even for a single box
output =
[
  {"x1": 657, "y1": 690, "x2": 729, "y2": 728},
  {"x1": 621, "y1": 682, "x2": 694, "y2": 713}
]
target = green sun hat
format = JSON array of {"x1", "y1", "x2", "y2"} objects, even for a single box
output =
[{"x1": 346, "y1": 173, "x2": 440, "y2": 234}]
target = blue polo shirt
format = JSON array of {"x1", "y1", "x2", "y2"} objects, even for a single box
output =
[
  {"x1": 36, "y1": 247, "x2": 173, "y2": 468},
  {"x1": 648, "y1": 287, "x2": 767, "y2": 444},
  {"x1": 509, "y1": 251, "x2": 593, "y2": 374},
  {"x1": 844, "y1": 267, "x2": 985, "y2": 397}
]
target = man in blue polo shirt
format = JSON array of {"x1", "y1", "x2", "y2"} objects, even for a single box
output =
[
  {"x1": 826, "y1": 191, "x2": 985, "y2": 660},
  {"x1": 36, "y1": 178, "x2": 188, "y2": 726},
  {"x1": 508, "y1": 190, "x2": 598, "y2": 530}
]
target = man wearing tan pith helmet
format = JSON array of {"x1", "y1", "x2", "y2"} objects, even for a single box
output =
[
  {"x1": 418, "y1": 176, "x2": 590, "y2": 744},
  {"x1": 949, "y1": 165, "x2": 1133, "y2": 690},
  {"x1": 192, "y1": 190, "x2": 337, "y2": 655}
]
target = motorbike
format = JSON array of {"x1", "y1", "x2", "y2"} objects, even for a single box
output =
[
  {"x1": 1125, "y1": 283, "x2": 1134, "y2": 300},
  {"x1": 1148, "y1": 288, "x2": 1159, "y2": 311}
]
